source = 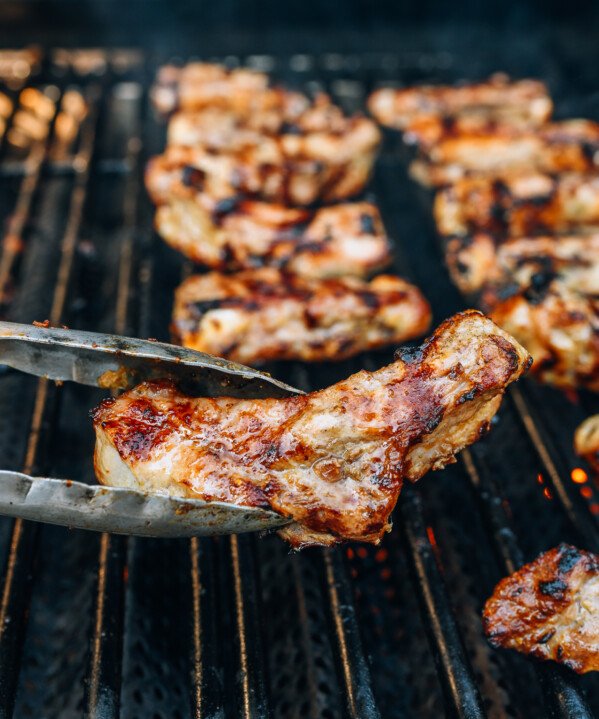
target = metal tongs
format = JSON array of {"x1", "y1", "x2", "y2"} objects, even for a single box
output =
[{"x1": 0, "y1": 321, "x2": 303, "y2": 537}]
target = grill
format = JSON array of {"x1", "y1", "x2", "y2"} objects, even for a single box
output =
[{"x1": 0, "y1": 44, "x2": 597, "y2": 719}]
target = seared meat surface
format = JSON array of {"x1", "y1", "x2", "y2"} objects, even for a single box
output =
[
  {"x1": 151, "y1": 62, "x2": 309, "y2": 117},
  {"x1": 574, "y1": 415, "x2": 599, "y2": 474},
  {"x1": 167, "y1": 93, "x2": 361, "y2": 148},
  {"x1": 93, "y1": 311, "x2": 530, "y2": 548},
  {"x1": 409, "y1": 120, "x2": 599, "y2": 187},
  {"x1": 483, "y1": 544, "x2": 599, "y2": 674},
  {"x1": 368, "y1": 75, "x2": 552, "y2": 131},
  {"x1": 435, "y1": 173, "x2": 599, "y2": 237},
  {"x1": 489, "y1": 280, "x2": 599, "y2": 391},
  {"x1": 172, "y1": 269, "x2": 431, "y2": 364},
  {"x1": 445, "y1": 233, "x2": 599, "y2": 296},
  {"x1": 155, "y1": 198, "x2": 392, "y2": 277},
  {"x1": 145, "y1": 118, "x2": 381, "y2": 207}
]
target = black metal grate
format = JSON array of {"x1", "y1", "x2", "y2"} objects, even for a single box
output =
[{"x1": 0, "y1": 47, "x2": 595, "y2": 719}]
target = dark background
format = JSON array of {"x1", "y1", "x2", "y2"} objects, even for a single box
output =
[{"x1": 0, "y1": 0, "x2": 598, "y2": 53}]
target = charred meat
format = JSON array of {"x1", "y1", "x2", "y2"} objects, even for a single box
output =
[
  {"x1": 155, "y1": 198, "x2": 392, "y2": 277},
  {"x1": 409, "y1": 120, "x2": 599, "y2": 187},
  {"x1": 434, "y1": 172, "x2": 599, "y2": 237},
  {"x1": 483, "y1": 544, "x2": 599, "y2": 674},
  {"x1": 171, "y1": 268, "x2": 431, "y2": 364},
  {"x1": 368, "y1": 74, "x2": 552, "y2": 132},
  {"x1": 145, "y1": 118, "x2": 381, "y2": 207},
  {"x1": 93, "y1": 311, "x2": 530, "y2": 548}
]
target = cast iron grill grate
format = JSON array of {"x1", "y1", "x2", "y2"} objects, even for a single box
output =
[{"x1": 0, "y1": 46, "x2": 595, "y2": 719}]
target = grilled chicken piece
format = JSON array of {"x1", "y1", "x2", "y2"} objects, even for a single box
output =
[
  {"x1": 151, "y1": 62, "x2": 309, "y2": 117},
  {"x1": 155, "y1": 198, "x2": 392, "y2": 278},
  {"x1": 171, "y1": 269, "x2": 431, "y2": 364},
  {"x1": 435, "y1": 173, "x2": 599, "y2": 237},
  {"x1": 145, "y1": 117, "x2": 381, "y2": 207},
  {"x1": 574, "y1": 415, "x2": 599, "y2": 474},
  {"x1": 483, "y1": 544, "x2": 599, "y2": 674},
  {"x1": 489, "y1": 280, "x2": 599, "y2": 391},
  {"x1": 167, "y1": 93, "x2": 360, "y2": 148},
  {"x1": 368, "y1": 74, "x2": 552, "y2": 131},
  {"x1": 409, "y1": 120, "x2": 599, "y2": 187},
  {"x1": 92, "y1": 311, "x2": 531, "y2": 548},
  {"x1": 446, "y1": 233, "x2": 599, "y2": 296}
]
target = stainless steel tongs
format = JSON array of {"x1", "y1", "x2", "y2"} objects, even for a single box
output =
[{"x1": 0, "y1": 321, "x2": 302, "y2": 537}]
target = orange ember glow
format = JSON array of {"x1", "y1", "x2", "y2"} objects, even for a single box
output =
[
  {"x1": 590, "y1": 503, "x2": 599, "y2": 515},
  {"x1": 571, "y1": 468, "x2": 588, "y2": 484},
  {"x1": 426, "y1": 526, "x2": 437, "y2": 548},
  {"x1": 536, "y1": 473, "x2": 544, "y2": 484},
  {"x1": 543, "y1": 487, "x2": 553, "y2": 500},
  {"x1": 581, "y1": 486, "x2": 593, "y2": 499}
]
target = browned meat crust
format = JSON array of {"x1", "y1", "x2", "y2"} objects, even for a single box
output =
[
  {"x1": 574, "y1": 415, "x2": 599, "y2": 474},
  {"x1": 489, "y1": 281, "x2": 599, "y2": 391},
  {"x1": 92, "y1": 311, "x2": 530, "y2": 548},
  {"x1": 445, "y1": 233, "x2": 599, "y2": 296},
  {"x1": 151, "y1": 62, "x2": 309, "y2": 117},
  {"x1": 154, "y1": 198, "x2": 392, "y2": 278},
  {"x1": 483, "y1": 544, "x2": 599, "y2": 674},
  {"x1": 145, "y1": 118, "x2": 381, "y2": 207},
  {"x1": 409, "y1": 120, "x2": 599, "y2": 187},
  {"x1": 171, "y1": 269, "x2": 432, "y2": 364},
  {"x1": 368, "y1": 74, "x2": 552, "y2": 131},
  {"x1": 435, "y1": 173, "x2": 599, "y2": 237}
]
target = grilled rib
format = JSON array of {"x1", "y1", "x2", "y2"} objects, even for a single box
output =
[
  {"x1": 92, "y1": 311, "x2": 531, "y2": 548},
  {"x1": 409, "y1": 120, "x2": 599, "y2": 187},
  {"x1": 434, "y1": 173, "x2": 599, "y2": 237},
  {"x1": 171, "y1": 269, "x2": 432, "y2": 364},
  {"x1": 488, "y1": 280, "x2": 599, "y2": 391},
  {"x1": 155, "y1": 198, "x2": 392, "y2": 277},
  {"x1": 575, "y1": 415, "x2": 599, "y2": 474},
  {"x1": 445, "y1": 233, "x2": 599, "y2": 296},
  {"x1": 368, "y1": 74, "x2": 552, "y2": 131},
  {"x1": 483, "y1": 544, "x2": 599, "y2": 674},
  {"x1": 151, "y1": 62, "x2": 309, "y2": 117},
  {"x1": 145, "y1": 118, "x2": 381, "y2": 207}
]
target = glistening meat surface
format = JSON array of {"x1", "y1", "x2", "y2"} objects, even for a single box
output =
[
  {"x1": 483, "y1": 544, "x2": 599, "y2": 674},
  {"x1": 93, "y1": 311, "x2": 530, "y2": 548}
]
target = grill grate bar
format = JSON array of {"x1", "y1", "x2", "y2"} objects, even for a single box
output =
[
  {"x1": 399, "y1": 489, "x2": 487, "y2": 719},
  {"x1": 322, "y1": 549, "x2": 381, "y2": 719},
  {"x1": 0, "y1": 83, "x2": 100, "y2": 718},
  {"x1": 83, "y1": 80, "x2": 143, "y2": 719},
  {"x1": 462, "y1": 450, "x2": 596, "y2": 719}
]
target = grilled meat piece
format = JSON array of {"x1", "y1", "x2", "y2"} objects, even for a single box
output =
[
  {"x1": 368, "y1": 74, "x2": 552, "y2": 131},
  {"x1": 155, "y1": 198, "x2": 392, "y2": 277},
  {"x1": 483, "y1": 544, "x2": 599, "y2": 674},
  {"x1": 446, "y1": 233, "x2": 599, "y2": 296},
  {"x1": 145, "y1": 118, "x2": 381, "y2": 207},
  {"x1": 151, "y1": 62, "x2": 309, "y2": 117},
  {"x1": 435, "y1": 173, "x2": 599, "y2": 237},
  {"x1": 574, "y1": 415, "x2": 599, "y2": 474},
  {"x1": 167, "y1": 93, "x2": 359, "y2": 148},
  {"x1": 92, "y1": 311, "x2": 530, "y2": 548},
  {"x1": 409, "y1": 120, "x2": 599, "y2": 187},
  {"x1": 171, "y1": 269, "x2": 431, "y2": 364},
  {"x1": 489, "y1": 280, "x2": 599, "y2": 391}
]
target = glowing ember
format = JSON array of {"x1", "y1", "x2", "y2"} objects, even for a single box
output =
[
  {"x1": 543, "y1": 487, "x2": 553, "y2": 500},
  {"x1": 571, "y1": 467, "x2": 588, "y2": 484}
]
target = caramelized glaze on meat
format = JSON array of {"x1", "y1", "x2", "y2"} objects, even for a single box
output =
[
  {"x1": 155, "y1": 198, "x2": 392, "y2": 277},
  {"x1": 489, "y1": 281, "x2": 599, "y2": 391},
  {"x1": 483, "y1": 544, "x2": 599, "y2": 674},
  {"x1": 145, "y1": 117, "x2": 381, "y2": 207},
  {"x1": 445, "y1": 233, "x2": 599, "y2": 296},
  {"x1": 435, "y1": 172, "x2": 599, "y2": 237},
  {"x1": 368, "y1": 75, "x2": 552, "y2": 131},
  {"x1": 574, "y1": 415, "x2": 599, "y2": 474},
  {"x1": 171, "y1": 269, "x2": 431, "y2": 364},
  {"x1": 409, "y1": 120, "x2": 599, "y2": 187},
  {"x1": 92, "y1": 311, "x2": 530, "y2": 548}
]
